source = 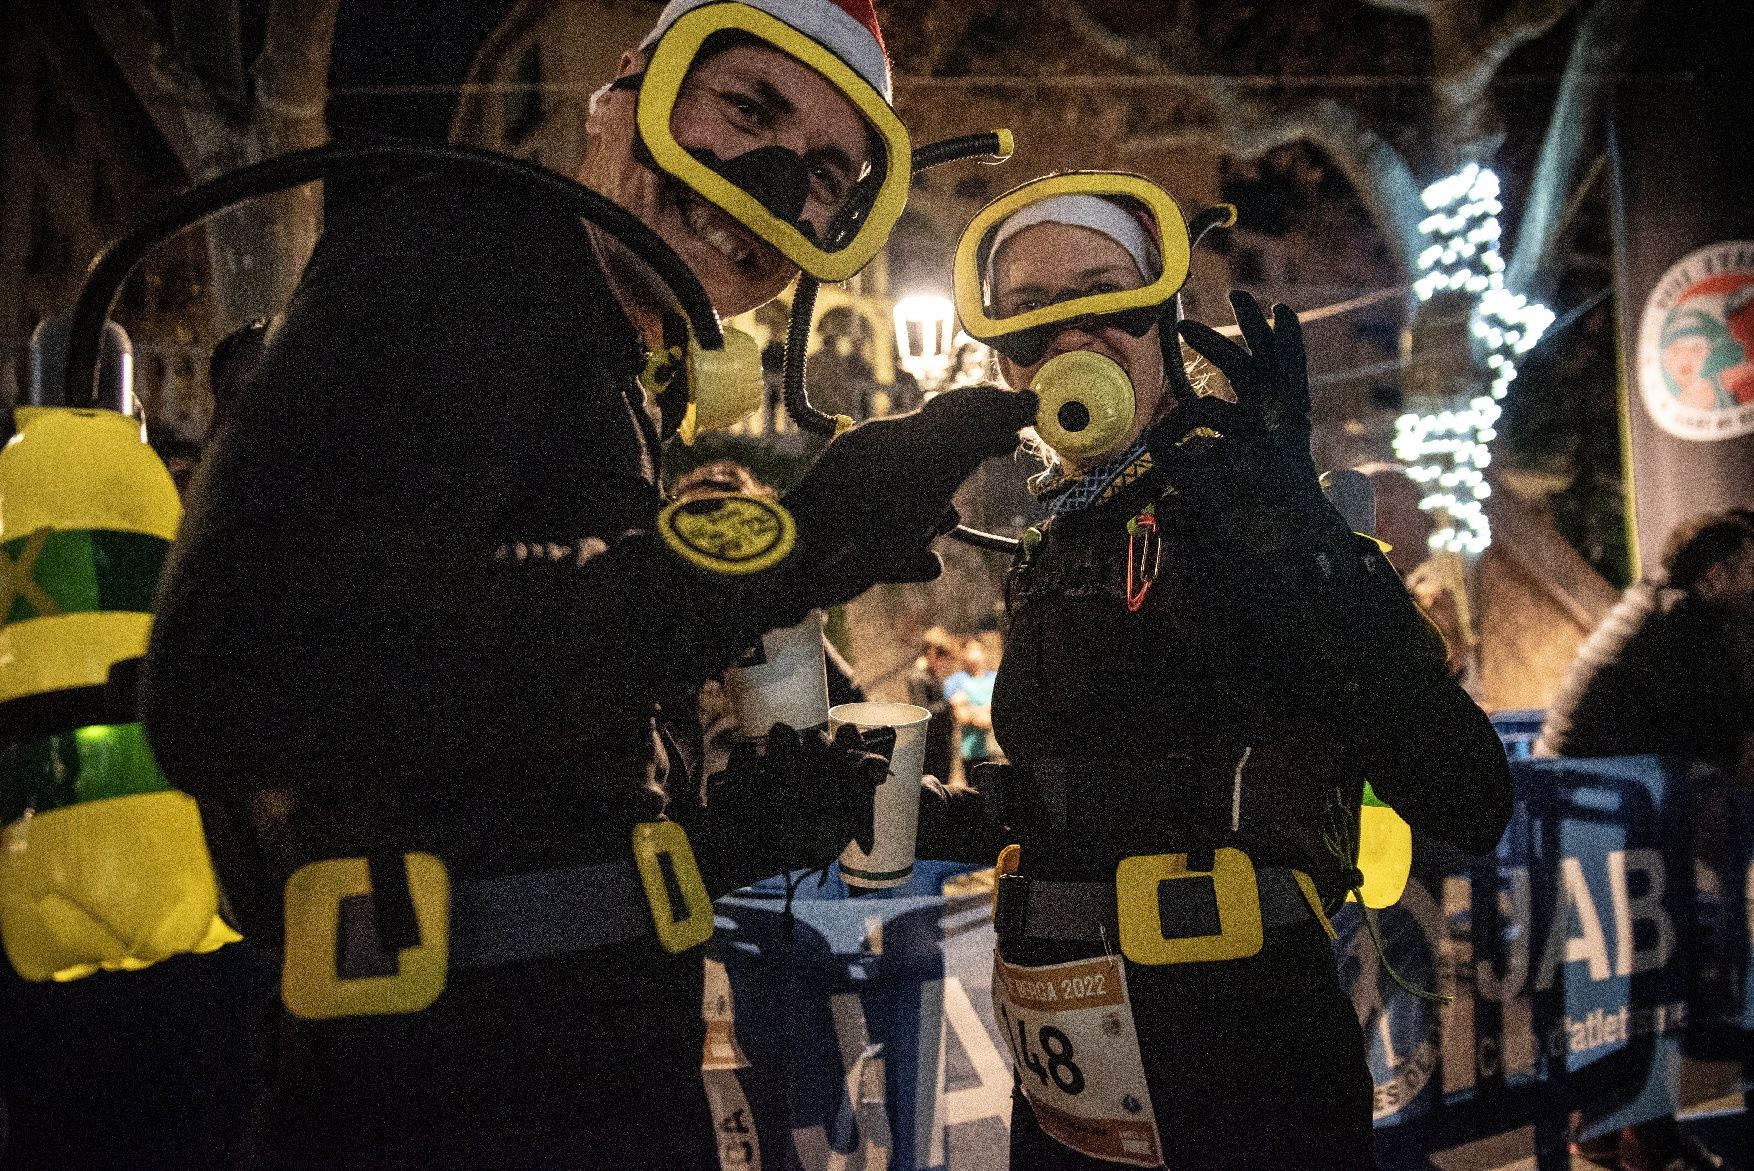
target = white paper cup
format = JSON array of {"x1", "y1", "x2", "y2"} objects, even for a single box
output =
[
  {"x1": 831, "y1": 701, "x2": 930, "y2": 891},
  {"x1": 724, "y1": 610, "x2": 830, "y2": 738}
]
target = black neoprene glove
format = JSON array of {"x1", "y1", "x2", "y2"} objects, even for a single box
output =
[
  {"x1": 782, "y1": 385, "x2": 1037, "y2": 610},
  {"x1": 1153, "y1": 290, "x2": 1355, "y2": 576},
  {"x1": 683, "y1": 721, "x2": 893, "y2": 896},
  {"x1": 1155, "y1": 291, "x2": 1449, "y2": 691}
]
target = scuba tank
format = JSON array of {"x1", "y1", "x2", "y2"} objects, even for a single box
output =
[{"x1": 0, "y1": 397, "x2": 239, "y2": 981}]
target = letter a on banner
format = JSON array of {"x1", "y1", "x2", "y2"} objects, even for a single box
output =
[{"x1": 1536, "y1": 857, "x2": 1612, "y2": 990}]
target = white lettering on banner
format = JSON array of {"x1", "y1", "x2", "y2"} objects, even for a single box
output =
[
  {"x1": 919, "y1": 977, "x2": 1012, "y2": 1167},
  {"x1": 1470, "y1": 856, "x2": 1677, "y2": 996},
  {"x1": 1540, "y1": 1000, "x2": 1690, "y2": 1061},
  {"x1": 704, "y1": 1070, "x2": 762, "y2": 1171},
  {"x1": 1452, "y1": 870, "x2": 1537, "y2": 1090},
  {"x1": 1535, "y1": 857, "x2": 1611, "y2": 990},
  {"x1": 1366, "y1": 849, "x2": 1702, "y2": 1113},
  {"x1": 700, "y1": 956, "x2": 762, "y2": 1171},
  {"x1": 1607, "y1": 849, "x2": 1674, "y2": 977}
]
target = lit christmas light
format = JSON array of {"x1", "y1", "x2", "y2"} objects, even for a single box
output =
[{"x1": 1396, "y1": 164, "x2": 1554, "y2": 554}]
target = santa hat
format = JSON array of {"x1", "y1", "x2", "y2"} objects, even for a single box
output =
[{"x1": 640, "y1": 0, "x2": 892, "y2": 102}]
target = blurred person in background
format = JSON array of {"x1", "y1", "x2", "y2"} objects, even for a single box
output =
[
  {"x1": 1540, "y1": 508, "x2": 1754, "y2": 1171},
  {"x1": 906, "y1": 626, "x2": 962, "y2": 787},
  {"x1": 945, "y1": 634, "x2": 998, "y2": 771},
  {"x1": 1539, "y1": 508, "x2": 1754, "y2": 774}
]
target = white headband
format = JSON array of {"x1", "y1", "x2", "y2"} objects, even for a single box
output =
[{"x1": 983, "y1": 194, "x2": 1162, "y2": 301}]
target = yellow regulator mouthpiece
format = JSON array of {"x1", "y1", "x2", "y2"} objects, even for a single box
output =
[
  {"x1": 679, "y1": 326, "x2": 764, "y2": 445},
  {"x1": 1030, "y1": 351, "x2": 1136, "y2": 461}
]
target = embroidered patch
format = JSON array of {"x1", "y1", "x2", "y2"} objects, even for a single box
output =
[{"x1": 658, "y1": 493, "x2": 795, "y2": 575}]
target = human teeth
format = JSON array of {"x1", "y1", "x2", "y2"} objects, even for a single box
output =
[
  {"x1": 703, "y1": 227, "x2": 749, "y2": 264},
  {"x1": 678, "y1": 194, "x2": 750, "y2": 264}
]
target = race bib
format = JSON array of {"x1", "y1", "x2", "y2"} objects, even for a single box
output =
[{"x1": 992, "y1": 952, "x2": 1163, "y2": 1167}]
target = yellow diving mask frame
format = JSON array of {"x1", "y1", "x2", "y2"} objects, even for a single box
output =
[
  {"x1": 953, "y1": 172, "x2": 1202, "y2": 365},
  {"x1": 636, "y1": 2, "x2": 913, "y2": 283}
]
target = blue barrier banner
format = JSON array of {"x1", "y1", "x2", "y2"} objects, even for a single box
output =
[
  {"x1": 711, "y1": 757, "x2": 1752, "y2": 1169},
  {"x1": 714, "y1": 861, "x2": 1014, "y2": 1171},
  {"x1": 1349, "y1": 756, "x2": 1752, "y2": 1154}
]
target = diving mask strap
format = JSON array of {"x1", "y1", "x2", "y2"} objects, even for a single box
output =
[
  {"x1": 1163, "y1": 294, "x2": 1198, "y2": 405},
  {"x1": 1165, "y1": 204, "x2": 1238, "y2": 405}
]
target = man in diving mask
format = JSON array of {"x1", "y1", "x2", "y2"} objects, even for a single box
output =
[{"x1": 141, "y1": 2, "x2": 1033, "y2": 1167}]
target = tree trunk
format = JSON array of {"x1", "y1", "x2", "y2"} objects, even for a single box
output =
[{"x1": 79, "y1": 0, "x2": 337, "y2": 334}]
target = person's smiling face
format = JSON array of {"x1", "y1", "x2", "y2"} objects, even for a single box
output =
[
  {"x1": 582, "y1": 41, "x2": 875, "y2": 318},
  {"x1": 989, "y1": 222, "x2": 1167, "y2": 465}
]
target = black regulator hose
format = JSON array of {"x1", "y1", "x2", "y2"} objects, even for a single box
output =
[
  {"x1": 783, "y1": 276, "x2": 831, "y2": 434},
  {"x1": 779, "y1": 130, "x2": 1023, "y2": 554},
  {"x1": 66, "y1": 142, "x2": 724, "y2": 409},
  {"x1": 1160, "y1": 203, "x2": 1239, "y2": 403},
  {"x1": 781, "y1": 131, "x2": 1013, "y2": 438},
  {"x1": 1187, "y1": 204, "x2": 1238, "y2": 249}
]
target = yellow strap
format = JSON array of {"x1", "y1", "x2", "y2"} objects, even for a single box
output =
[
  {"x1": 1115, "y1": 847, "x2": 1263, "y2": 966},
  {"x1": 1292, "y1": 870, "x2": 1337, "y2": 940},
  {"x1": 281, "y1": 854, "x2": 450, "y2": 1021}
]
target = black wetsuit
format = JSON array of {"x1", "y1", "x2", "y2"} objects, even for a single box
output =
[
  {"x1": 921, "y1": 465, "x2": 1512, "y2": 1170},
  {"x1": 142, "y1": 174, "x2": 812, "y2": 1169}
]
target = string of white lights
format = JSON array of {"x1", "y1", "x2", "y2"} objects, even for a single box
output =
[{"x1": 1394, "y1": 163, "x2": 1554, "y2": 555}]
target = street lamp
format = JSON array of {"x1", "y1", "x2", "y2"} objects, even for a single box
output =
[{"x1": 892, "y1": 294, "x2": 958, "y2": 389}]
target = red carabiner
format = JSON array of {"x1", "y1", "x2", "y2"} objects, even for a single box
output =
[{"x1": 1125, "y1": 505, "x2": 1161, "y2": 613}]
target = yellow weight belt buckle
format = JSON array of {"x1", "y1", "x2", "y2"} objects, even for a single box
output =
[
  {"x1": 1114, "y1": 847, "x2": 1264, "y2": 966},
  {"x1": 631, "y1": 821, "x2": 714, "y2": 954},
  {"x1": 281, "y1": 853, "x2": 449, "y2": 1021}
]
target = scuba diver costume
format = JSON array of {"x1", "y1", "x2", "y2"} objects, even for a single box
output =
[
  {"x1": 979, "y1": 443, "x2": 1508, "y2": 1171},
  {"x1": 139, "y1": 2, "x2": 1034, "y2": 1167},
  {"x1": 919, "y1": 176, "x2": 1513, "y2": 1170},
  {"x1": 145, "y1": 168, "x2": 743, "y2": 1170}
]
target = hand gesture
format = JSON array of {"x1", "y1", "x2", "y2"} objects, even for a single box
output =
[
  {"x1": 783, "y1": 385, "x2": 1036, "y2": 606},
  {"x1": 1148, "y1": 291, "x2": 1357, "y2": 585},
  {"x1": 1177, "y1": 290, "x2": 1314, "y2": 479}
]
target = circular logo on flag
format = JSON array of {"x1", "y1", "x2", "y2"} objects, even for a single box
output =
[
  {"x1": 1637, "y1": 241, "x2": 1754, "y2": 441},
  {"x1": 1337, "y1": 881, "x2": 1444, "y2": 1122}
]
